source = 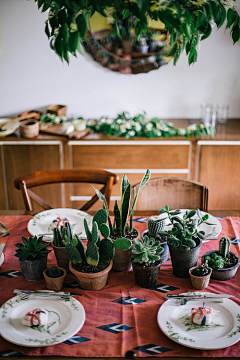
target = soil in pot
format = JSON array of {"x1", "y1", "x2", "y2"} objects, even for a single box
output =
[
  {"x1": 72, "y1": 260, "x2": 109, "y2": 273},
  {"x1": 69, "y1": 261, "x2": 112, "y2": 290},
  {"x1": 132, "y1": 261, "x2": 161, "y2": 288},
  {"x1": 43, "y1": 267, "x2": 67, "y2": 291},
  {"x1": 202, "y1": 251, "x2": 239, "y2": 280},
  {"x1": 169, "y1": 237, "x2": 202, "y2": 278},
  {"x1": 141, "y1": 230, "x2": 169, "y2": 263},
  {"x1": 111, "y1": 228, "x2": 140, "y2": 272},
  {"x1": 189, "y1": 266, "x2": 212, "y2": 290}
]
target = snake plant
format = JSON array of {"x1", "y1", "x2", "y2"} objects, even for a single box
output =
[{"x1": 92, "y1": 169, "x2": 150, "y2": 250}]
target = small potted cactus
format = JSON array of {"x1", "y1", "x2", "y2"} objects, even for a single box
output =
[
  {"x1": 52, "y1": 222, "x2": 73, "y2": 272},
  {"x1": 142, "y1": 216, "x2": 168, "y2": 263},
  {"x1": 131, "y1": 235, "x2": 164, "y2": 288},
  {"x1": 15, "y1": 236, "x2": 51, "y2": 281},
  {"x1": 64, "y1": 209, "x2": 115, "y2": 290},
  {"x1": 43, "y1": 266, "x2": 67, "y2": 291},
  {"x1": 189, "y1": 260, "x2": 212, "y2": 290},
  {"x1": 202, "y1": 236, "x2": 239, "y2": 280},
  {"x1": 93, "y1": 169, "x2": 151, "y2": 271}
]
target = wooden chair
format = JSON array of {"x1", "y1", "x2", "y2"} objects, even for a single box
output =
[
  {"x1": 131, "y1": 177, "x2": 209, "y2": 212},
  {"x1": 14, "y1": 169, "x2": 118, "y2": 211}
]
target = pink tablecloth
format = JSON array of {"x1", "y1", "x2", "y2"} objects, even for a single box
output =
[{"x1": 0, "y1": 215, "x2": 239, "y2": 357}]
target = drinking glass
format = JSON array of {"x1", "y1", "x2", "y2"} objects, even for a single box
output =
[
  {"x1": 201, "y1": 103, "x2": 213, "y2": 126},
  {"x1": 217, "y1": 105, "x2": 229, "y2": 124}
]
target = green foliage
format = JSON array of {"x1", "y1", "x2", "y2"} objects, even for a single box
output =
[
  {"x1": 15, "y1": 236, "x2": 51, "y2": 261},
  {"x1": 192, "y1": 261, "x2": 210, "y2": 276},
  {"x1": 132, "y1": 235, "x2": 164, "y2": 265},
  {"x1": 93, "y1": 169, "x2": 150, "y2": 239},
  {"x1": 47, "y1": 266, "x2": 63, "y2": 278},
  {"x1": 219, "y1": 236, "x2": 231, "y2": 258},
  {"x1": 158, "y1": 206, "x2": 210, "y2": 251},
  {"x1": 205, "y1": 253, "x2": 225, "y2": 269},
  {"x1": 35, "y1": 0, "x2": 240, "y2": 65},
  {"x1": 148, "y1": 216, "x2": 166, "y2": 237},
  {"x1": 53, "y1": 222, "x2": 73, "y2": 247},
  {"x1": 64, "y1": 209, "x2": 114, "y2": 267},
  {"x1": 86, "y1": 112, "x2": 216, "y2": 139}
]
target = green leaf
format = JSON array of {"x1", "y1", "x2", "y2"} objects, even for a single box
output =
[
  {"x1": 114, "y1": 200, "x2": 121, "y2": 236},
  {"x1": 45, "y1": 21, "x2": 50, "y2": 38},
  {"x1": 184, "y1": 238, "x2": 196, "y2": 247},
  {"x1": 186, "y1": 210, "x2": 196, "y2": 219},
  {"x1": 54, "y1": 35, "x2": 64, "y2": 60},
  {"x1": 69, "y1": 31, "x2": 79, "y2": 54},
  {"x1": 114, "y1": 237, "x2": 132, "y2": 250},
  {"x1": 167, "y1": 42, "x2": 177, "y2": 57},
  {"x1": 76, "y1": 14, "x2": 87, "y2": 38},
  {"x1": 180, "y1": 244, "x2": 190, "y2": 251},
  {"x1": 120, "y1": 183, "x2": 131, "y2": 236},
  {"x1": 165, "y1": 205, "x2": 169, "y2": 212},
  {"x1": 122, "y1": 9, "x2": 130, "y2": 20},
  {"x1": 121, "y1": 174, "x2": 129, "y2": 199}
]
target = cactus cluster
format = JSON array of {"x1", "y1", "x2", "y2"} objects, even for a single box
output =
[
  {"x1": 47, "y1": 266, "x2": 63, "y2": 278},
  {"x1": 15, "y1": 236, "x2": 51, "y2": 261},
  {"x1": 53, "y1": 222, "x2": 73, "y2": 247},
  {"x1": 64, "y1": 209, "x2": 115, "y2": 267},
  {"x1": 219, "y1": 236, "x2": 231, "y2": 258},
  {"x1": 132, "y1": 235, "x2": 164, "y2": 265},
  {"x1": 147, "y1": 216, "x2": 165, "y2": 237}
]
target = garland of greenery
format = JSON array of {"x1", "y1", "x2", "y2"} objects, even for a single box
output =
[
  {"x1": 86, "y1": 112, "x2": 216, "y2": 139},
  {"x1": 35, "y1": 0, "x2": 240, "y2": 66}
]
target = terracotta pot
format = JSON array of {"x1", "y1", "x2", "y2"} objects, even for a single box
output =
[
  {"x1": 202, "y1": 250, "x2": 240, "y2": 281},
  {"x1": 43, "y1": 267, "x2": 67, "y2": 291},
  {"x1": 189, "y1": 266, "x2": 212, "y2": 290},
  {"x1": 19, "y1": 119, "x2": 39, "y2": 138},
  {"x1": 169, "y1": 238, "x2": 202, "y2": 278},
  {"x1": 19, "y1": 257, "x2": 47, "y2": 281},
  {"x1": 132, "y1": 262, "x2": 161, "y2": 288},
  {"x1": 69, "y1": 261, "x2": 113, "y2": 291},
  {"x1": 51, "y1": 242, "x2": 69, "y2": 272},
  {"x1": 112, "y1": 228, "x2": 140, "y2": 272}
]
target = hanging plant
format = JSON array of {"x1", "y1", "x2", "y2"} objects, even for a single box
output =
[{"x1": 35, "y1": 0, "x2": 240, "y2": 65}]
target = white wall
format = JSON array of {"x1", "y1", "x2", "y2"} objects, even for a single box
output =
[{"x1": 0, "y1": 0, "x2": 240, "y2": 119}]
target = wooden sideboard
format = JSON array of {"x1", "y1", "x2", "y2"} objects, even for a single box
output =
[{"x1": 1, "y1": 119, "x2": 240, "y2": 211}]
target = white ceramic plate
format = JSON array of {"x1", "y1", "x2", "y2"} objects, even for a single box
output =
[
  {"x1": 157, "y1": 292, "x2": 240, "y2": 350},
  {"x1": 28, "y1": 208, "x2": 92, "y2": 241},
  {"x1": 0, "y1": 118, "x2": 20, "y2": 137},
  {"x1": 0, "y1": 296, "x2": 85, "y2": 347},
  {"x1": 159, "y1": 209, "x2": 221, "y2": 241},
  {"x1": 0, "y1": 253, "x2": 4, "y2": 267}
]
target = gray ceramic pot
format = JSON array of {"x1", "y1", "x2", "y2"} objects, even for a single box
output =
[
  {"x1": 141, "y1": 230, "x2": 169, "y2": 264},
  {"x1": 201, "y1": 250, "x2": 240, "y2": 281},
  {"x1": 169, "y1": 238, "x2": 202, "y2": 278},
  {"x1": 19, "y1": 257, "x2": 47, "y2": 281}
]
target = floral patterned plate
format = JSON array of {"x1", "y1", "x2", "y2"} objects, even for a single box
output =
[
  {"x1": 157, "y1": 292, "x2": 240, "y2": 350},
  {"x1": 0, "y1": 296, "x2": 85, "y2": 347},
  {"x1": 159, "y1": 209, "x2": 222, "y2": 241},
  {"x1": 28, "y1": 208, "x2": 92, "y2": 241}
]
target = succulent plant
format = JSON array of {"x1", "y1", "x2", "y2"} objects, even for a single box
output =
[
  {"x1": 158, "y1": 206, "x2": 210, "y2": 251},
  {"x1": 205, "y1": 253, "x2": 225, "y2": 269},
  {"x1": 191, "y1": 261, "x2": 210, "y2": 276},
  {"x1": 219, "y1": 236, "x2": 231, "y2": 258},
  {"x1": 47, "y1": 266, "x2": 63, "y2": 278},
  {"x1": 147, "y1": 216, "x2": 165, "y2": 237},
  {"x1": 92, "y1": 169, "x2": 150, "y2": 248},
  {"x1": 53, "y1": 222, "x2": 73, "y2": 247},
  {"x1": 132, "y1": 235, "x2": 164, "y2": 265},
  {"x1": 64, "y1": 209, "x2": 115, "y2": 267},
  {"x1": 15, "y1": 236, "x2": 51, "y2": 261}
]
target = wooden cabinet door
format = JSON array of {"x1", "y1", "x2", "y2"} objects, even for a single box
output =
[
  {"x1": 2, "y1": 141, "x2": 64, "y2": 210},
  {"x1": 198, "y1": 141, "x2": 240, "y2": 210}
]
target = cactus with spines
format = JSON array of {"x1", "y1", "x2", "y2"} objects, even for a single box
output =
[
  {"x1": 147, "y1": 216, "x2": 165, "y2": 237},
  {"x1": 53, "y1": 222, "x2": 73, "y2": 247},
  {"x1": 64, "y1": 209, "x2": 115, "y2": 267},
  {"x1": 47, "y1": 266, "x2": 63, "y2": 278},
  {"x1": 219, "y1": 236, "x2": 231, "y2": 258}
]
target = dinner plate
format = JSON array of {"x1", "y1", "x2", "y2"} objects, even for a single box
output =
[
  {"x1": 28, "y1": 208, "x2": 92, "y2": 241},
  {"x1": 0, "y1": 296, "x2": 85, "y2": 347},
  {"x1": 157, "y1": 292, "x2": 240, "y2": 350},
  {"x1": 159, "y1": 209, "x2": 221, "y2": 240},
  {"x1": 0, "y1": 118, "x2": 20, "y2": 137}
]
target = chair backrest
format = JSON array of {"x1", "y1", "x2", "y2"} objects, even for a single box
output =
[
  {"x1": 131, "y1": 177, "x2": 209, "y2": 212},
  {"x1": 14, "y1": 169, "x2": 118, "y2": 211}
]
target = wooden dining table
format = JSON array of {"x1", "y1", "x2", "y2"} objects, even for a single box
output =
[{"x1": 0, "y1": 209, "x2": 240, "y2": 360}]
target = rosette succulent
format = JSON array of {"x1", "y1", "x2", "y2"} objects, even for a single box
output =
[{"x1": 132, "y1": 236, "x2": 164, "y2": 265}]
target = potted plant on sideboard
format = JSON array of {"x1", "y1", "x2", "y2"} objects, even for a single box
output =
[
  {"x1": 64, "y1": 209, "x2": 114, "y2": 290},
  {"x1": 202, "y1": 236, "x2": 239, "y2": 281},
  {"x1": 132, "y1": 235, "x2": 164, "y2": 288},
  {"x1": 43, "y1": 265, "x2": 67, "y2": 291},
  {"x1": 15, "y1": 236, "x2": 51, "y2": 281},
  {"x1": 93, "y1": 169, "x2": 151, "y2": 271},
  {"x1": 158, "y1": 206, "x2": 210, "y2": 278}
]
